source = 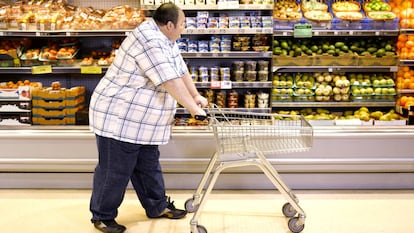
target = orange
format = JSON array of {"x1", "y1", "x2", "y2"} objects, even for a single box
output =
[
  {"x1": 401, "y1": 0, "x2": 413, "y2": 9},
  {"x1": 402, "y1": 66, "x2": 410, "y2": 72},
  {"x1": 405, "y1": 40, "x2": 414, "y2": 49},
  {"x1": 403, "y1": 78, "x2": 411, "y2": 88},
  {"x1": 400, "y1": 96, "x2": 408, "y2": 106},
  {"x1": 398, "y1": 34, "x2": 408, "y2": 42},
  {"x1": 400, "y1": 19, "x2": 409, "y2": 28}
]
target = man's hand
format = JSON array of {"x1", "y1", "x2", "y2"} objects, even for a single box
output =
[{"x1": 194, "y1": 95, "x2": 208, "y2": 108}]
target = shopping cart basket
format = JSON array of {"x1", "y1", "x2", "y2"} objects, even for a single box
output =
[{"x1": 185, "y1": 105, "x2": 313, "y2": 233}]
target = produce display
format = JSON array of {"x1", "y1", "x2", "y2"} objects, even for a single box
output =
[
  {"x1": 0, "y1": 1, "x2": 146, "y2": 30},
  {"x1": 391, "y1": 0, "x2": 414, "y2": 28},
  {"x1": 397, "y1": 34, "x2": 414, "y2": 60},
  {"x1": 272, "y1": 37, "x2": 396, "y2": 57},
  {"x1": 363, "y1": 0, "x2": 392, "y2": 11},
  {"x1": 277, "y1": 107, "x2": 403, "y2": 123},
  {"x1": 0, "y1": 0, "x2": 411, "y2": 126},
  {"x1": 332, "y1": 1, "x2": 361, "y2": 12}
]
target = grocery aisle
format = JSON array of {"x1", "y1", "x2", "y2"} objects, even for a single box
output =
[{"x1": 1, "y1": 189, "x2": 413, "y2": 233}]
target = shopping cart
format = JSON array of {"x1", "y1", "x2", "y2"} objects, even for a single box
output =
[{"x1": 185, "y1": 105, "x2": 313, "y2": 233}]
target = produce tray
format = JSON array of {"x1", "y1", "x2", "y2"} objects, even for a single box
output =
[
  {"x1": 32, "y1": 115, "x2": 76, "y2": 125},
  {"x1": 313, "y1": 54, "x2": 358, "y2": 66},
  {"x1": 32, "y1": 105, "x2": 84, "y2": 117},
  {"x1": 32, "y1": 95, "x2": 85, "y2": 109},
  {"x1": 273, "y1": 55, "x2": 313, "y2": 66},
  {"x1": 357, "y1": 54, "x2": 399, "y2": 66},
  {"x1": 32, "y1": 86, "x2": 86, "y2": 101}
]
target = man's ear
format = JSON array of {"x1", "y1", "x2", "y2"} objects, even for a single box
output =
[{"x1": 166, "y1": 21, "x2": 174, "y2": 30}]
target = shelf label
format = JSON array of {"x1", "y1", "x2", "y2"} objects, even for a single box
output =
[
  {"x1": 31, "y1": 65, "x2": 52, "y2": 74},
  {"x1": 217, "y1": 0, "x2": 239, "y2": 9},
  {"x1": 293, "y1": 23, "x2": 312, "y2": 38},
  {"x1": 81, "y1": 66, "x2": 102, "y2": 74},
  {"x1": 210, "y1": 81, "x2": 232, "y2": 89}
]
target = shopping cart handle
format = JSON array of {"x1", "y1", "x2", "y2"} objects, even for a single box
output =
[{"x1": 194, "y1": 115, "x2": 207, "y2": 121}]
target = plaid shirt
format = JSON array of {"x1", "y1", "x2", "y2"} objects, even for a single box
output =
[{"x1": 89, "y1": 19, "x2": 188, "y2": 145}]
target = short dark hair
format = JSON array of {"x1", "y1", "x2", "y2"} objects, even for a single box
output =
[{"x1": 153, "y1": 2, "x2": 182, "y2": 26}]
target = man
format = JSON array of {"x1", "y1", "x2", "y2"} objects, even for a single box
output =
[{"x1": 88, "y1": 2, "x2": 207, "y2": 233}]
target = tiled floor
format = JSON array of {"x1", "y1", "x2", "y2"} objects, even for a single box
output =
[{"x1": 0, "y1": 189, "x2": 413, "y2": 233}]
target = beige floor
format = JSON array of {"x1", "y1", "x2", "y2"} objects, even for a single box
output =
[{"x1": 0, "y1": 189, "x2": 413, "y2": 233}]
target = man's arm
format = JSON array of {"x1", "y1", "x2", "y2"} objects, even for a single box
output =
[{"x1": 161, "y1": 76, "x2": 206, "y2": 117}]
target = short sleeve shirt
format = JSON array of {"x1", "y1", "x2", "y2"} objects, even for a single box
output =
[{"x1": 89, "y1": 19, "x2": 188, "y2": 145}]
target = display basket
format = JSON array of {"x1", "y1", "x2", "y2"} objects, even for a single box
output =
[
  {"x1": 185, "y1": 105, "x2": 313, "y2": 233},
  {"x1": 301, "y1": 0, "x2": 328, "y2": 12},
  {"x1": 331, "y1": 1, "x2": 361, "y2": 12},
  {"x1": 303, "y1": 11, "x2": 332, "y2": 29},
  {"x1": 331, "y1": 11, "x2": 365, "y2": 30}
]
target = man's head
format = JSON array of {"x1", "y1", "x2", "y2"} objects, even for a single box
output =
[{"x1": 153, "y1": 2, "x2": 186, "y2": 41}]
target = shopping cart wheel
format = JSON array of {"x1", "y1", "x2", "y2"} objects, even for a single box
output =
[
  {"x1": 191, "y1": 224, "x2": 207, "y2": 233},
  {"x1": 288, "y1": 217, "x2": 305, "y2": 233},
  {"x1": 185, "y1": 198, "x2": 199, "y2": 213},
  {"x1": 282, "y1": 202, "x2": 297, "y2": 217}
]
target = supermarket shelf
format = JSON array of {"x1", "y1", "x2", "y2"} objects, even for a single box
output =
[
  {"x1": 195, "y1": 81, "x2": 272, "y2": 88},
  {"x1": 176, "y1": 107, "x2": 271, "y2": 115},
  {"x1": 398, "y1": 89, "x2": 414, "y2": 94},
  {"x1": 400, "y1": 60, "x2": 414, "y2": 66},
  {"x1": 140, "y1": 4, "x2": 274, "y2": 10},
  {"x1": 274, "y1": 30, "x2": 399, "y2": 37},
  {"x1": 273, "y1": 66, "x2": 399, "y2": 73},
  {"x1": 183, "y1": 28, "x2": 273, "y2": 34},
  {"x1": 0, "y1": 29, "x2": 132, "y2": 37},
  {"x1": 272, "y1": 101, "x2": 396, "y2": 108},
  {"x1": 0, "y1": 65, "x2": 109, "y2": 74},
  {"x1": 400, "y1": 29, "x2": 414, "y2": 34},
  {"x1": 182, "y1": 51, "x2": 272, "y2": 58}
]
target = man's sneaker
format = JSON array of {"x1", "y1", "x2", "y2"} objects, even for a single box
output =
[
  {"x1": 152, "y1": 196, "x2": 187, "y2": 219},
  {"x1": 92, "y1": 219, "x2": 126, "y2": 233}
]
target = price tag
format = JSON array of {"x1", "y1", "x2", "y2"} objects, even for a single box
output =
[
  {"x1": 81, "y1": 66, "x2": 102, "y2": 74},
  {"x1": 32, "y1": 65, "x2": 52, "y2": 74},
  {"x1": 210, "y1": 81, "x2": 221, "y2": 89},
  {"x1": 293, "y1": 23, "x2": 312, "y2": 38},
  {"x1": 221, "y1": 81, "x2": 232, "y2": 89},
  {"x1": 210, "y1": 81, "x2": 232, "y2": 89}
]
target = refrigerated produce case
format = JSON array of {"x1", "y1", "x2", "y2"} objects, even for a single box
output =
[
  {"x1": 0, "y1": 0, "x2": 413, "y2": 189},
  {"x1": 0, "y1": 125, "x2": 413, "y2": 189}
]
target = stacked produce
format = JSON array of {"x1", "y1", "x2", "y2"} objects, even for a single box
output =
[
  {"x1": 390, "y1": 0, "x2": 414, "y2": 28},
  {"x1": 272, "y1": 73, "x2": 294, "y2": 101},
  {"x1": 31, "y1": 83, "x2": 85, "y2": 125},
  {"x1": 280, "y1": 107, "x2": 404, "y2": 124},
  {"x1": 273, "y1": 0, "x2": 302, "y2": 20},
  {"x1": 349, "y1": 73, "x2": 396, "y2": 102},
  {"x1": 294, "y1": 73, "x2": 315, "y2": 101},
  {"x1": 273, "y1": 37, "x2": 396, "y2": 57},
  {"x1": 0, "y1": 1, "x2": 146, "y2": 30},
  {"x1": 397, "y1": 66, "x2": 414, "y2": 90},
  {"x1": 396, "y1": 34, "x2": 414, "y2": 60}
]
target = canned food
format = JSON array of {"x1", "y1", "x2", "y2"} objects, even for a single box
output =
[{"x1": 258, "y1": 70, "x2": 269, "y2": 81}]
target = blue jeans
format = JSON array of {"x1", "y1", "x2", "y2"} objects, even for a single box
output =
[{"x1": 90, "y1": 135, "x2": 167, "y2": 221}]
